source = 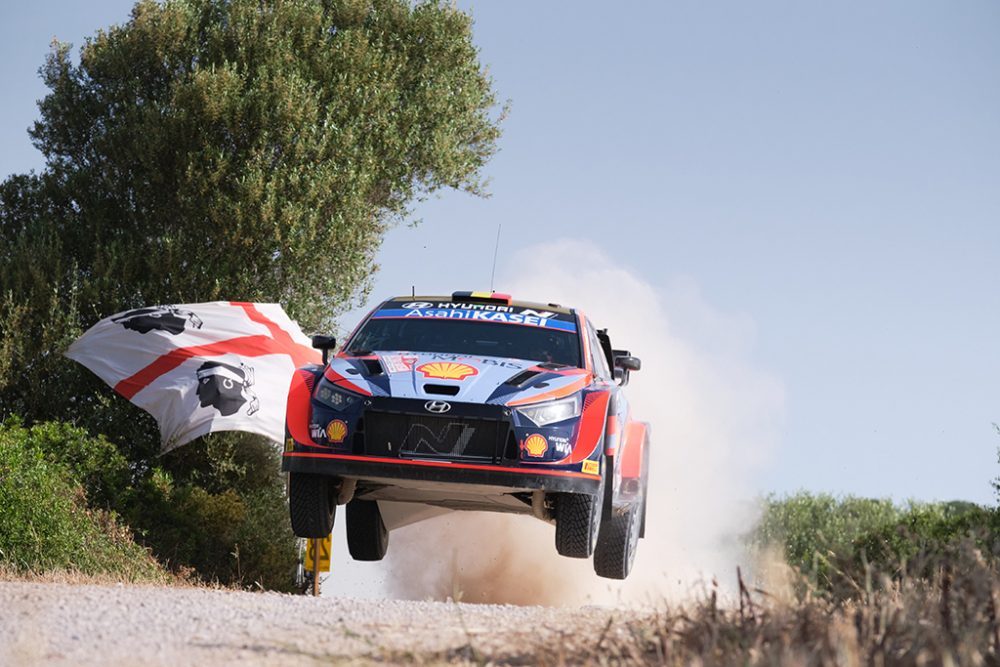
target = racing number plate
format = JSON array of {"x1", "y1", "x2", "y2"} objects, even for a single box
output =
[{"x1": 304, "y1": 536, "x2": 331, "y2": 572}]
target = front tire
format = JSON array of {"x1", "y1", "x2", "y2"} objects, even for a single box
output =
[
  {"x1": 289, "y1": 473, "x2": 336, "y2": 538},
  {"x1": 555, "y1": 490, "x2": 603, "y2": 558},
  {"x1": 594, "y1": 502, "x2": 640, "y2": 579},
  {"x1": 345, "y1": 499, "x2": 389, "y2": 561}
]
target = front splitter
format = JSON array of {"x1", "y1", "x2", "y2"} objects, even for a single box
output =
[{"x1": 282, "y1": 451, "x2": 602, "y2": 496}]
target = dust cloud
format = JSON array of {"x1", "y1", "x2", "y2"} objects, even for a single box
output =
[{"x1": 378, "y1": 239, "x2": 785, "y2": 606}]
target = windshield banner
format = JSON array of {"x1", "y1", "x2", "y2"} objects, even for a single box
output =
[{"x1": 372, "y1": 307, "x2": 577, "y2": 332}]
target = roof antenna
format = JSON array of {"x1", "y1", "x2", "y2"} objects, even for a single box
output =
[
  {"x1": 490, "y1": 224, "x2": 502, "y2": 292},
  {"x1": 411, "y1": 285, "x2": 415, "y2": 298}
]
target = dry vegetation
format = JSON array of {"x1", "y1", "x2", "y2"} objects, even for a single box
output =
[{"x1": 386, "y1": 543, "x2": 1000, "y2": 666}]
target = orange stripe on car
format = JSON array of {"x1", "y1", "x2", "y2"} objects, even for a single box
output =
[
  {"x1": 621, "y1": 421, "x2": 648, "y2": 479},
  {"x1": 604, "y1": 414, "x2": 620, "y2": 456},
  {"x1": 323, "y1": 366, "x2": 373, "y2": 396},
  {"x1": 563, "y1": 391, "x2": 611, "y2": 464},
  {"x1": 506, "y1": 375, "x2": 590, "y2": 407}
]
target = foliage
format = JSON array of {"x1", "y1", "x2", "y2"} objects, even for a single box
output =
[
  {"x1": 0, "y1": 420, "x2": 166, "y2": 581},
  {"x1": 0, "y1": 0, "x2": 501, "y2": 588},
  {"x1": 6, "y1": 417, "x2": 133, "y2": 509},
  {"x1": 0, "y1": 0, "x2": 501, "y2": 428},
  {"x1": 0, "y1": 419, "x2": 296, "y2": 589},
  {"x1": 751, "y1": 491, "x2": 999, "y2": 599},
  {"x1": 992, "y1": 423, "x2": 1000, "y2": 503},
  {"x1": 126, "y1": 434, "x2": 299, "y2": 591}
]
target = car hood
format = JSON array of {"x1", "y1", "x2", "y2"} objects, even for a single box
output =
[{"x1": 322, "y1": 351, "x2": 591, "y2": 407}]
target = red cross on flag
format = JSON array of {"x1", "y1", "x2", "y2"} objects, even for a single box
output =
[{"x1": 66, "y1": 302, "x2": 320, "y2": 452}]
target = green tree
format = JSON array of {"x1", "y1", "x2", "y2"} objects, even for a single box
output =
[
  {"x1": 1, "y1": 0, "x2": 501, "y2": 428},
  {"x1": 0, "y1": 0, "x2": 502, "y2": 587}
]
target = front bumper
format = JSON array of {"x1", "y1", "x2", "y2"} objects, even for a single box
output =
[
  {"x1": 282, "y1": 450, "x2": 601, "y2": 495},
  {"x1": 284, "y1": 395, "x2": 601, "y2": 495}
]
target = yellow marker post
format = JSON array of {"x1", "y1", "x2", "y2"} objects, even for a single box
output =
[
  {"x1": 312, "y1": 538, "x2": 320, "y2": 596},
  {"x1": 304, "y1": 534, "x2": 332, "y2": 596}
]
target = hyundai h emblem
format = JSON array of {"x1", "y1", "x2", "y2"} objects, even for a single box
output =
[{"x1": 424, "y1": 400, "x2": 452, "y2": 414}]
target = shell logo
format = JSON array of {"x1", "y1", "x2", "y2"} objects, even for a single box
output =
[
  {"x1": 522, "y1": 434, "x2": 548, "y2": 458},
  {"x1": 416, "y1": 362, "x2": 479, "y2": 381},
  {"x1": 326, "y1": 419, "x2": 348, "y2": 444}
]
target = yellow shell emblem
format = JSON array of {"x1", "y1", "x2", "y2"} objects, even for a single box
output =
[
  {"x1": 523, "y1": 434, "x2": 548, "y2": 457},
  {"x1": 416, "y1": 362, "x2": 478, "y2": 381},
  {"x1": 326, "y1": 419, "x2": 348, "y2": 444}
]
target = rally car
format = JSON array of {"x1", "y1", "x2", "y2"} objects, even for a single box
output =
[{"x1": 281, "y1": 291, "x2": 650, "y2": 579}]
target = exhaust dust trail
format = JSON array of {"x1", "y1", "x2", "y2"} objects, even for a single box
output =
[{"x1": 379, "y1": 239, "x2": 785, "y2": 606}]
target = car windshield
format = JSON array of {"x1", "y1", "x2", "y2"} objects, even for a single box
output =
[{"x1": 346, "y1": 317, "x2": 582, "y2": 367}]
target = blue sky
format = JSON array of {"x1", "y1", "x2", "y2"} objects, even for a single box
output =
[{"x1": 3, "y1": 1, "x2": 998, "y2": 504}]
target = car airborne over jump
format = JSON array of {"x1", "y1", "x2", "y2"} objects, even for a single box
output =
[{"x1": 282, "y1": 292, "x2": 650, "y2": 579}]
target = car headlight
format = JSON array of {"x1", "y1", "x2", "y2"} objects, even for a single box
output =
[
  {"x1": 516, "y1": 394, "x2": 582, "y2": 427},
  {"x1": 314, "y1": 381, "x2": 361, "y2": 411}
]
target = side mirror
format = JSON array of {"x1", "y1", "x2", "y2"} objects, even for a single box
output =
[
  {"x1": 613, "y1": 355, "x2": 640, "y2": 386},
  {"x1": 615, "y1": 356, "x2": 641, "y2": 372},
  {"x1": 311, "y1": 334, "x2": 337, "y2": 364}
]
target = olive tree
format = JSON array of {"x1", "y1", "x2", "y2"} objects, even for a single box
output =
[
  {"x1": 1, "y1": 0, "x2": 501, "y2": 424},
  {"x1": 0, "y1": 0, "x2": 502, "y2": 587}
]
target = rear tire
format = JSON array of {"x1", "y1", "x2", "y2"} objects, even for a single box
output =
[
  {"x1": 345, "y1": 499, "x2": 389, "y2": 561},
  {"x1": 289, "y1": 473, "x2": 336, "y2": 538},
  {"x1": 594, "y1": 502, "x2": 640, "y2": 579},
  {"x1": 555, "y1": 490, "x2": 603, "y2": 558}
]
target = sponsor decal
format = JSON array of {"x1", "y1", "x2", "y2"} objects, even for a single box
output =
[
  {"x1": 481, "y1": 358, "x2": 523, "y2": 369},
  {"x1": 402, "y1": 302, "x2": 434, "y2": 309},
  {"x1": 424, "y1": 400, "x2": 452, "y2": 414},
  {"x1": 581, "y1": 459, "x2": 600, "y2": 475},
  {"x1": 284, "y1": 438, "x2": 294, "y2": 453},
  {"x1": 549, "y1": 435, "x2": 572, "y2": 455},
  {"x1": 381, "y1": 354, "x2": 418, "y2": 373},
  {"x1": 326, "y1": 419, "x2": 348, "y2": 444},
  {"x1": 522, "y1": 434, "x2": 549, "y2": 457},
  {"x1": 401, "y1": 422, "x2": 477, "y2": 456},
  {"x1": 310, "y1": 425, "x2": 325, "y2": 440},
  {"x1": 520, "y1": 309, "x2": 558, "y2": 319},
  {"x1": 424, "y1": 353, "x2": 522, "y2": 369},
  {"x1": 417, "y1": 362, "x2": 478, "y2": 380},
  {"x1": 434, "y1": 302, "x2": 514, "y2": 312},
  {"x1": 373, "y1": 308, "x2": 577, "y2": 332}
]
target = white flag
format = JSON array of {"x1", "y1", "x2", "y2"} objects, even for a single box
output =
[{"x1": 65, "y1": 302, "x2": 320, "y2": 452}]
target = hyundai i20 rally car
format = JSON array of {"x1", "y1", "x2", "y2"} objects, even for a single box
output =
[{"x1": 282, "y1": 292, "x2": 650, "y2": 579}]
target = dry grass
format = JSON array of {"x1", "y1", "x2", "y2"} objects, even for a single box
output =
[
  {"x1": 0, "y1": 564, "x2": 201, "y2": 588},
  {"x1": 388, "y1": 543, "x2": 1000, "y2": 666}
]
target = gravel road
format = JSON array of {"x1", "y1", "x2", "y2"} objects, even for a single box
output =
[{"x1": 0, "y1": 582, "x2": 640, "y2": 665}]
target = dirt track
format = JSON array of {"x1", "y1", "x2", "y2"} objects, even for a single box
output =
[{"x1": 0, "y1": 581, "x2": 637, "y2": 665}]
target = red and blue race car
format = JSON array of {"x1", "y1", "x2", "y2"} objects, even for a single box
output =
[{"x1": 282, "y1": 291, "x2": 650, "y2": 579}]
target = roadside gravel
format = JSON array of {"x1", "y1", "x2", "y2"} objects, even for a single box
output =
[{"x1": 0, "y1": 581, "x2": 640, "y2": 665}]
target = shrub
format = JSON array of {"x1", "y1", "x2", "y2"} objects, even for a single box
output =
[
  {"x1": 751, "y1": 492, "x2": 999, "y2": 599},
  {"x1": 127, "y1": 433, "x2": 299, "y2": 591},
  {"x1": 0, "y1": 420, "x2": 165, "y2": 581},
  {"x1": 5, "y1": 418, "x2": 132, "y2": 508}
]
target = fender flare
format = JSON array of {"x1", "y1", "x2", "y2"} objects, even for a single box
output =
[{"x1": 285, "y1": 365, "x2": 325, "y2": 447}]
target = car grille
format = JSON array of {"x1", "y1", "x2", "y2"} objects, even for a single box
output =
[{"x1": 363, "y1": 410, "x2": 510, "y2": 463}]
